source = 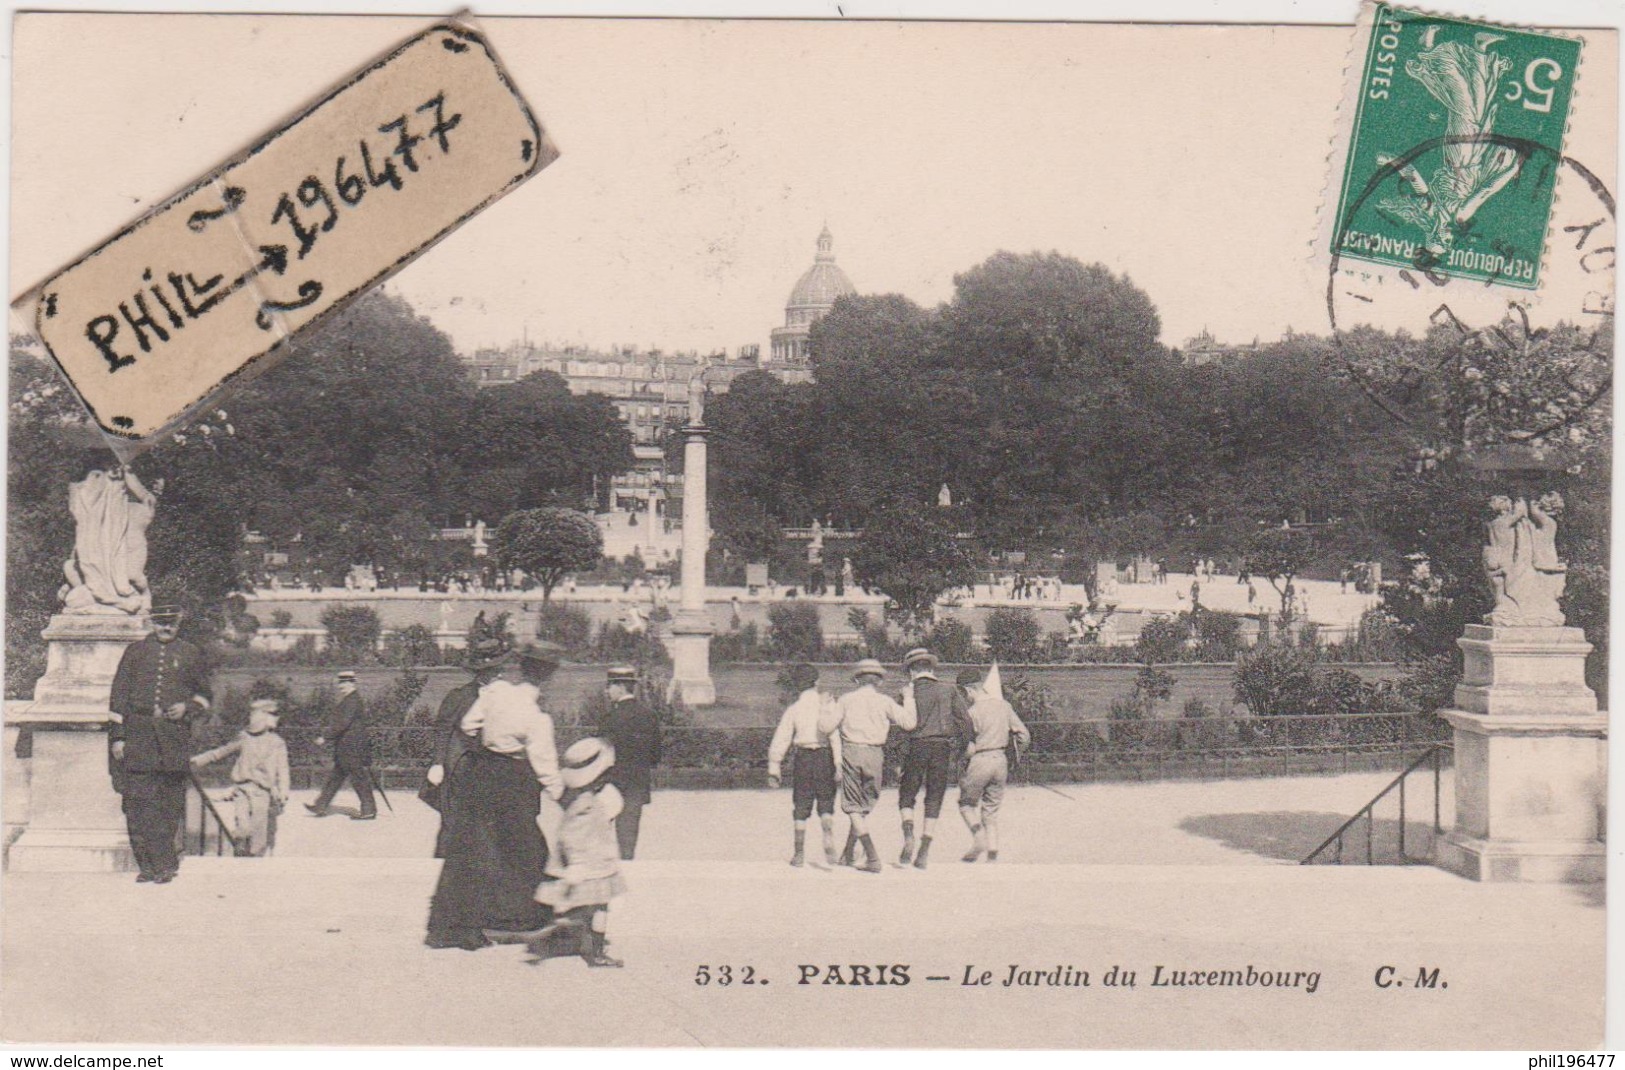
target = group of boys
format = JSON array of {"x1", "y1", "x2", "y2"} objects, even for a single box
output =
[{"x1": 766, "y1": 647, "x2": 1030, "y2": 874}]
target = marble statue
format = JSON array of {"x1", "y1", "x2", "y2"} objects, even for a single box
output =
[
  {"x1": 687, "y1": 373, "x2": 707, "y2": 425},
  {"x1": 61, "y1": 467, "x2": 161, "y2": 615},
  {"x1": 1482, "y1": 492, "x2": 1567, "y2": 627}
]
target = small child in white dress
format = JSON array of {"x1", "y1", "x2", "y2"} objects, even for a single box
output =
[{"x1": 529, "y1": 737, "x2": 627, "y2": 968}]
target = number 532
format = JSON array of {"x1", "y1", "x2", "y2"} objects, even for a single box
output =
[{"x1": 694, "y1": 965, "x2": 762, "y2": 986}]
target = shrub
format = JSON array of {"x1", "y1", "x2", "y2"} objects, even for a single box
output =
[
  {"x1": 767, "y1": 602, "x2": 823, "y2": 660},
  {"x1": 1181, "y1": 697, "x2": 1217, "y2": 719},
  {"x1": 1395, "y1": 654, "x2": 1459, "y2": 713},
  {"x1": 984, "y1": 607, "x2": 1041, "y2": 662},
  {"x1": 1004, "y1": 672, "x2": 1058, "y2": 723},
  {"x1": 1135, "y1": 665, "x2": 1176, "y2": 708},
  {"x1": 287, "y1": 633, "x2": 323, "y2": 665},
  {"x1": 1233, "y1": 641, "x2": 1319, "y2": 716},
  {"x1": 534, "y1": 602, "x2": 594, "y2": 659},
  {"x1": 384, "y1": 624, "x2": 441, "y2": 667},
  {"x1": 925, "y1": 617, "x2": 977, "y2": 664},
  {"x1": 1325, "y1": 606, "x2": 1405, "y2": 663},
  {"x1": 1305, "y1": 668, "x2": 1371, "y2": 718},
  {"x1": 592, "y1": 623, "x2": 673, "y2": 671},
  {"x1": 269, "y1": 609, "x2": 294, "y2": 629},
  {"x1": 1135, "y1": 614, "x2": 1190, "y2": 665},
  {"x1": 320, "y1": 605, "x2": 381, "y2": 663},
  {"x1": 712, "y1": 623, "x2": 763, "y2": 662},
  {"x1": 1108, "y1": 693, "x2": 1145, "y2": 722},
  {"x1": 1191, "y1": 610, "x2": 1243, "y2": 661},
  {"x1": 846, "y1": 611, "x2": 900, "y2": 661}
]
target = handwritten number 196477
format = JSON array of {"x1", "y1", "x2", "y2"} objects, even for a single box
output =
[{"x1": 271, "y1": 91, "x2": 462, "y2": 260}]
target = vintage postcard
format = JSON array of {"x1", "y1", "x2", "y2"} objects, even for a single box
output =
[{"x1": 2, "y1": 3, "x2": 1617, "y2": 1056}]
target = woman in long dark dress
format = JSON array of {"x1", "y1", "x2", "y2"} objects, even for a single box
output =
[{"x1": 425, "y1": 647, "x2": 564, "y2": 950}]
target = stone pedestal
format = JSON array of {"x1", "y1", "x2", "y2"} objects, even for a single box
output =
[
  {"x1": 669, "y1": 613, "x2": 717, "y2": 707},
  {"x1": 1435, "y1": 625, "x2": 1606, "y2": 883},
  {"x1": 6, "y1": 613, "x2": 148, "y2": 872}
]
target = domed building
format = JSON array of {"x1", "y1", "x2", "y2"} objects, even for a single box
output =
[{"x1": 768, "y1": 225, "x2": 856, "y2": 380}]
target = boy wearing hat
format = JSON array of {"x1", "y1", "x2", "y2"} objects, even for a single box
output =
[
  {"x1": 825, "y1": 659, "x2": 915, "y2": 873},
  {"x1": 109, "y1": 606, "x2": 213, "y2": 883},
  {"x1": 897, "y1": 647, "x2": 973, "y2": 869},
  {"x1": 954, "y1": 668, "x2": 1029, "y2": 862},
  {"x1": 307, "y1": 670, "x2": 377, "y2": 820},
  {"x1": 766, "y1": 663, "x2": 841, "y2": 867},
  {"x1": 598, "y1": 666, "x2": 660, "y2": 859},
  {"x1": 190, "y1": 698, "x2": 291, "y2": 856}
]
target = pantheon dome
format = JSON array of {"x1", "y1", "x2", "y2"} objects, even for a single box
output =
[{"x1": 770, "y1": 226, "x2": 856, "y2": 366}]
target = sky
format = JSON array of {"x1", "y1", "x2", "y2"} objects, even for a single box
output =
[{"x1": 9, "y1": 12, "x2": 1618, "y2": 358}]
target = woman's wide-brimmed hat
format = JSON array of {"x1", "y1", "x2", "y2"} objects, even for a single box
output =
[
  {"x1": 561, "y1": 737, "x2": 616, "y2": 789},
  {"x1": 851, "y1": 658, "x2": 887, "y2": 680}
]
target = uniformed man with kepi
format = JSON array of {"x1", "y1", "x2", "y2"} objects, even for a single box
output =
[
  {"x1": 307, "y1": 670, "x2": 377, "y2": 819},
  {"x1": 597, "y1": 665, "x2": 661, "y2": 859},
  {"x1": 108, "y1": 606, "x2": 213, "y2": 884}
]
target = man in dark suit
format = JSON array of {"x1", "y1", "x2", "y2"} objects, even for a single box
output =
[
  {"x1": 598, "y1": 665, "x2": 660, "y2": 859},
  {"x1": 307, "y1": 670, "x2": 376, "y2": 820},
  {"x1": 108, "y1": 606, "x2": 213, "y2": 884}
]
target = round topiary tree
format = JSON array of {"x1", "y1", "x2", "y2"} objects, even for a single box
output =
[
  {"x1": 850, "y1": 501, "x2": 975, "y2": 631},
  {"x1": 493, "y1": 507, "x2": 604, "y2": 601}
]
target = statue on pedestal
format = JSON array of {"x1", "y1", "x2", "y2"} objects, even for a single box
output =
[
  {"x1": 1482, "y1": 491, "x2": 1567, "y2": 627},
  {"x1": 687, "y1": 372, "x2": 708, "y2": 426},
  {"x1": 60, "y1": 466, "x2": 161, "y2": 615}
]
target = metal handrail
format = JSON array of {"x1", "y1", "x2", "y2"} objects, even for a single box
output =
[
  {"x1": 187, "y1": 773, "x2": 246, "y2": 856},
  {"x1": 1301, "y1": 743, "x2": 1451, "y2": 865}
]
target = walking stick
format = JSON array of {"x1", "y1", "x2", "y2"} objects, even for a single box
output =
[{"x1": 372, "y1": 771, "x2": 395, "y2": 813}]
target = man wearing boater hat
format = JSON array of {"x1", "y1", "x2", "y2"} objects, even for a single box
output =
[
  {"x1": 597, "y1": 665, "x2": 661, "y2": 859},
  {"x1": 824, "y1": 658, "x2": 915, "y2": 873},
  {"x1": 896, "y1": 647, "x2": 973, "y2": 869},
  {"x1": 108, "y1": 605, "x2": 213, "y2": 883},
  {"x1": 307, "y1": 670, "x2": 376, "y2": 820}
]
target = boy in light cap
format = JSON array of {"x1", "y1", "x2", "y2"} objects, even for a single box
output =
[{"x1": 191, "y1": 697, "x2": 291, "y2": 856}]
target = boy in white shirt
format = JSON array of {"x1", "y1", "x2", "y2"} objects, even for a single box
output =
[{"x1": 767, "y1": 663, "x2": 841, "y2": 866}]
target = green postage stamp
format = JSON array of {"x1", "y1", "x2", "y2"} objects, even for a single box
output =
[{"x1": 1330, "y1": 3, "x2": 1583, "y2": 288}]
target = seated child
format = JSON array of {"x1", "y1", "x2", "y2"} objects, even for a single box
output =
[{"x1": 191, "y1": 698, "x2": 291, "y2": 857}]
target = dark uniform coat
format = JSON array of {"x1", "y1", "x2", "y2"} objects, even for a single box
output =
[
  {"x1": 108, "y1": 634, "x2": 213, "y2": 771},
  {"x1": 328, "y1": 691, "x2": 372, "y2": 771},
  {"x1": 600, "y1": 696, "x2": 661, "y2": 806}
]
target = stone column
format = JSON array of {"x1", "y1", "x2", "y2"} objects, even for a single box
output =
[
  {"x1": 1435, "y1": 624, "x2": 1607, "y2": 882},
  {"x1": 7, "y1": 612, "x2": 150, "y2": 871},
  {"x1": 669, "y1": 423, "x2": 716, "y2": 705}
]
